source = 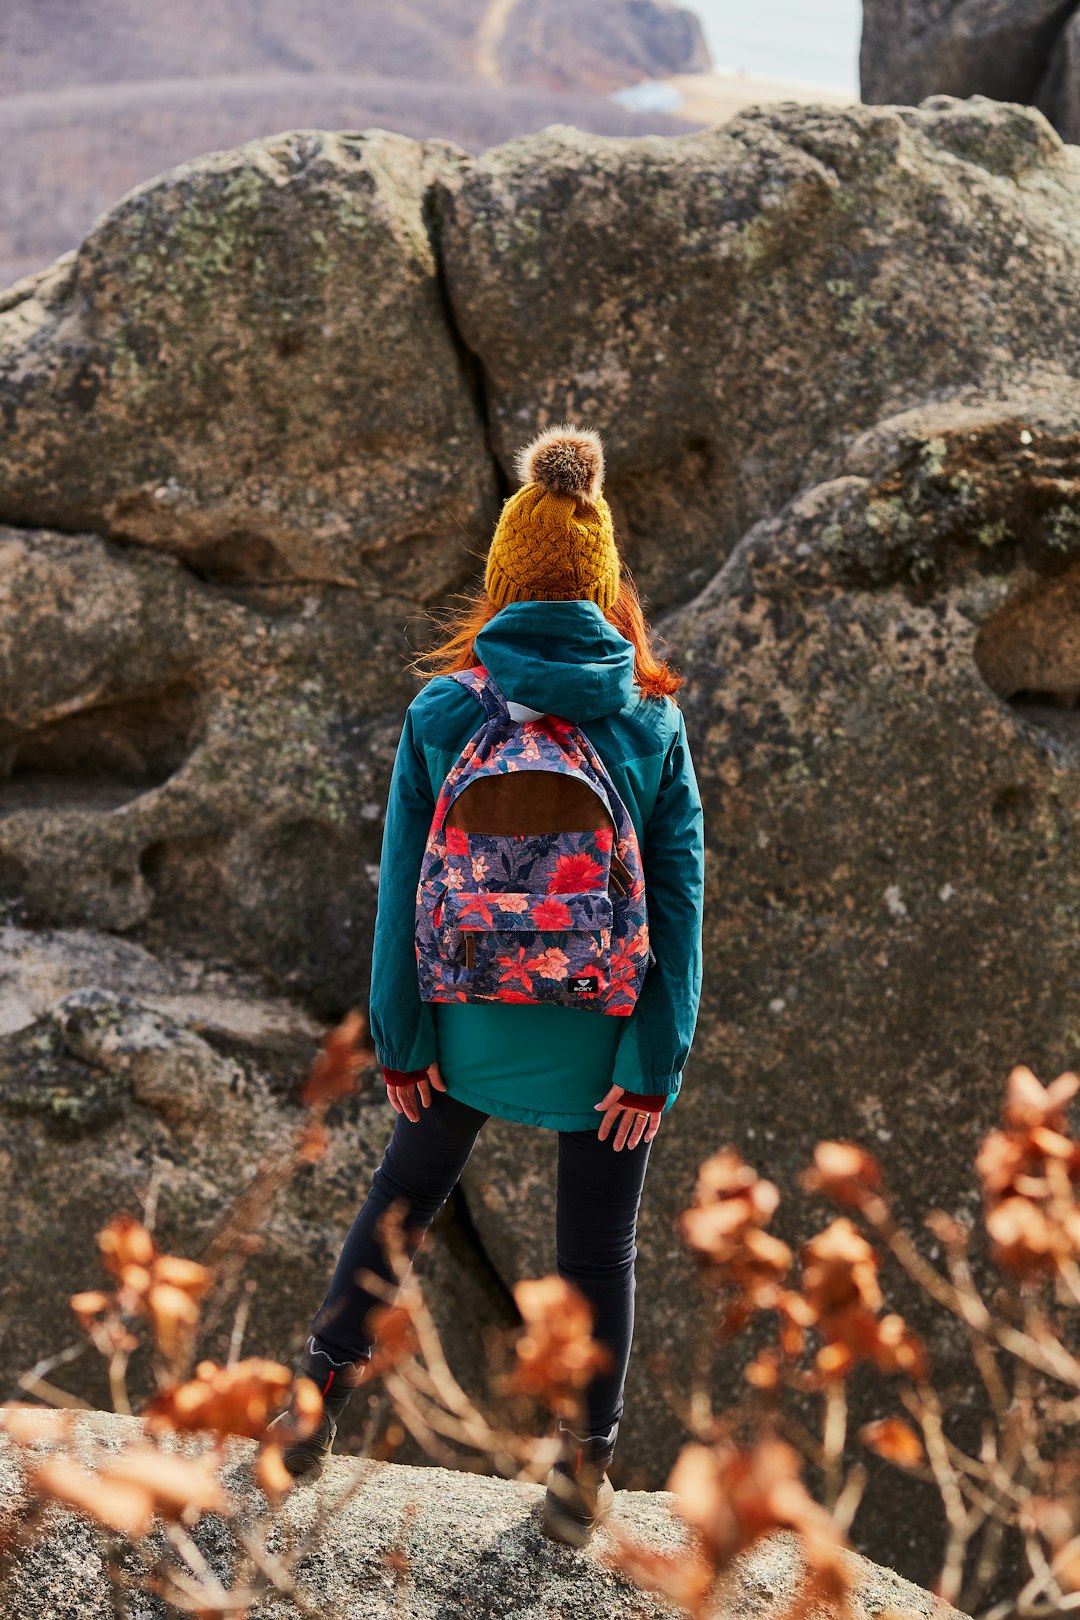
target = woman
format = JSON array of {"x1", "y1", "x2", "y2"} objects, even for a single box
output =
[{"x1": 274, "y1": 425, "x2": 704, "y2": 1547}]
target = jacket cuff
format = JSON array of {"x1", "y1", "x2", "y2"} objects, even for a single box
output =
[
  {"x1": 618, "y1": 1089, "x2": 668, "y2": 1111},
  {"x1": 371, "y1": 1012, "x2": 437, "y2": 1077},
  {"x1": 383, "y1": 1066, "x2": 430, "y2": 1088}
]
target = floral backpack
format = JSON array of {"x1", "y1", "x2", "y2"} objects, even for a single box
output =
[{"x1": 415, "y1": 667, "x2": 650, "y2": 1015}]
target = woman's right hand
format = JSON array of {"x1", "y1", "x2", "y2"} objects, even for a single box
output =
[
  {"x1": 594, "y1": 1084, "x2": 664, "y2": 1149},
  {"x1": 386, "y1": 1062, "x2": 448, "y2": 1122}
]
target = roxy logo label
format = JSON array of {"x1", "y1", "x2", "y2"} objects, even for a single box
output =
[{"x1": 569, "y1": 974, "x2": 599, "y2": 996}]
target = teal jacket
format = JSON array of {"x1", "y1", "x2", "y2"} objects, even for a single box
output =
[{"x1": 369, "y1": 600, "x2": 704, "y2": 1119}]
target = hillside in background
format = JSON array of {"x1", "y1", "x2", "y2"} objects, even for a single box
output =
[
  {"x1": 0, "y1": 0, "x2": 709, "y2": 286},
  {"x1": 0, "y1": 0, "x2": 709, "y2": 96}
]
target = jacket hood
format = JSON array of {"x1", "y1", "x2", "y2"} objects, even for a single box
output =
[{"x1": 473, "y1": 600, "x2": 635, "y2": 724}]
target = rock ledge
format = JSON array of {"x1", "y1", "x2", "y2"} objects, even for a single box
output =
[{"x1": 0, "y1": 1410, "x2": 967, "y2": 1619}]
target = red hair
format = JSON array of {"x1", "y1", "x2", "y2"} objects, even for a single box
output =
[{"x1": 411, "y1": 571, "x2": 684, "y2": 701}]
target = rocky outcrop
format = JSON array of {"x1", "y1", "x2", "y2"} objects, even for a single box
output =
[
  {"x1": 439, "y1": 101, "x2": 1073, "y2": 609},
  {"x1": 861, "y1": 0, "x2": 1080, "y2": 142},
  {"x1": 0, "y1": 517, "x2": 435, "y2": 1005},
  {"x1": 0, "y1": 131, "x2": 494, "y2": 595},
  {"x1": 0, "y1": 924, "x2": 323, "y2": 1047},
  {"x1": 0, "y1": 1410, "x2": 966, "y2": 1620},
  {"x1": 3, "y1": 98, "x2": 1080, "y2": 1582}
]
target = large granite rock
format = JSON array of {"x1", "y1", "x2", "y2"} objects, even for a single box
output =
[
  {"x1": 0, "y1": 129, "x2": 494, "y2": 595},
  {"x1": 0, "y1": 521, "x2": 430, "y2": 1007},
  {"x1": 438, "y1": 100, "x2": 1074, "y2": 609},
  {"x1": 0, "y1": 1411, "x2": 966, "y2": 1620},
  {"x1": 861, "y1": 0, "x2": 1080, "y2": 143},
  {"x1": 2, "y1": 99, "x2": 1080, "y2": 1582}
]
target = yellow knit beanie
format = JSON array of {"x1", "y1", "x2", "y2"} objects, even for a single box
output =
[{"x1": 484, "y1": 424, "x2": 620, "y2": 611}]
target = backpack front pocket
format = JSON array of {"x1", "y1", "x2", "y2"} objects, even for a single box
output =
[{"x1": 438, "y1": 889, "x2": 614, "y2": 1005}]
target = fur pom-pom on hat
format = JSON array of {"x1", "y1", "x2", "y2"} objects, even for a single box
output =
[
  {"x1": 515, "y1": 424, "x2": 605, "y2": 504},
  {"x1": 485, "y1": 421, "x2": 620, "y2": 611}
]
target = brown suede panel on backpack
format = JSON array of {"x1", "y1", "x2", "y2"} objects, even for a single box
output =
[{"x1": 445, "y1": 772, "x2": 614, "y2": 836}]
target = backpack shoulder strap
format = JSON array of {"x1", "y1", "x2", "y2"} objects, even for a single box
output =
[{"x1": 449, "y1": 665, "x2": 512, "y2": 724}]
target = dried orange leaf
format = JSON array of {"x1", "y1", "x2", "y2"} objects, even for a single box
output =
[
  {"x1": 924, "y1": 1211, "x2": 969, "y2": 1250},
  {"x1": 103, "y1": 1446, "x2": 226, "y2": 1523},
  {"x1": 667, "y1": 1437, "x2": 848, "y2": 1580},
  {"x1": 745, "y1": 1350, "x2": 782, "y2": 1391},
  {"x1": 32, "y1": 1457, "x2": 154, "y2": 1538},
  {"x1": 803, "y1": 1141, "x2": 883, "y2": 1207},
  {"x1": 119, "y1": 1262, "x2": 153, "y2": 1299},
  {"x1": 860, "y1": 1417, "x2": 925, "y2": 1468},
  {"x1": 69, "y1": 1291, "x2": 111, "y2": 1328},
  {"x1": 1, "y1": 1405, "x2": 76, "y2": 1445},
  {"x1": 801, "y1": 1219, "x2": 883, "y2": 1316},
  {"x1": 256, "y1": 1442, "x2": 294, "y2": 1500},
  {"x1": 873, "y1": 1314, "x2": 929, "y2": 1382},
  {"x1": 815, "y1": 1342, "x2": 854, "y2": 1382},
  {"x1": 604, "y1": 1535, "x2": 715, "y2": 1620},
  {"x1": 146, "y1": 1281, "x2": 202, "y2": 1359},
  {"x1": 1005, "y1": 1066, "x2": 1078, "y2": 1130},
  {"x1": 299, "y1": 1011, "x2": 369, "y2": 1107},
  {"x1": 144, "y1": 1357, "x2": 294, "y2": 1440},
  {"x1": 98, "y1": 1215, "x2": 156, "y2": 1277},
  {"x1": 296, "y1": 1119, "x2": 330, "y2": 1164},
  {"x1": 151, "y1": 1256, "x2": 212, "y2": 1299},
  {"x1": 505, "y1": 1276, "x2": 612, "y2": 1414},
  {"x1": 1047, "y1": 1071, "x2": 1080, "y2": 1112},
  {"x1": 986, "y1": 1195, "x2": 1060, "y2": 1274},
  {"x1": 364, "y1": 1304, "x2": 421, "y2": 1378}
]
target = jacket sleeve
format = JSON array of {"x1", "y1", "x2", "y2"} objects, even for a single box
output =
[
  {"x1": 368, "y1": 703, "x2": 439, "y2": 1074},
  {"x1": 612, "y1": 705, "x2": 704, "y2": 1101}
]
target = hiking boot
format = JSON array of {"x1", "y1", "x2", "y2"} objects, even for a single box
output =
[
  {"x1": 542, "y1": 1416, "x2": 619, "y2": 1548},
  {"x1": 266, "y1": 1337, "x2": 372, "y2": 1480}
]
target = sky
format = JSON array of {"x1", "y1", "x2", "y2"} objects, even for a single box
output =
[{"x1": 688, "y1": 0, "x2": 862, "y2": 93}]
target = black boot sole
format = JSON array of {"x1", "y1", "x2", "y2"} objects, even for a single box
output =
[{"x1": 267, "y1": 1410, "x2": 337, "y2": 1480}]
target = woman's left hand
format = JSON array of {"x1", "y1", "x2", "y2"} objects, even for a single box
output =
[{"x1": 594, "y1": 1085, "x2": 663, "y2": 1150}]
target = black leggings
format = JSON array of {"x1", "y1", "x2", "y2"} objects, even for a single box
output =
[{"x1": 309, "y1": 1088, "x2": 652, "y2": 1435}]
